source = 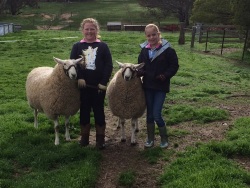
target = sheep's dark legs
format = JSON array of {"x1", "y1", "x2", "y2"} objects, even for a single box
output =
[
  {"x1": 65, "y1": 116, "x2": 71, "y2": 141},
  {"x1": 34, "y1": 109, "x2": 38, "y2": 128},
  {"x1": 54, "y1": 117, "x2": 60, "y2": 145}
]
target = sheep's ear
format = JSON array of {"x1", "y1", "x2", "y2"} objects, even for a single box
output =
[
  {"x1": 53, "y1": 57, "x2": 65, "y2": 64},
  {"x1": 136, "y1": 62, "x2": 145, "y2": 69},
  {"x1": 74, "y1": 57, "x2": 84, "y2": 64},
  {"x1": 116, "y1": 61, "x2": 124, "y2": 68}
]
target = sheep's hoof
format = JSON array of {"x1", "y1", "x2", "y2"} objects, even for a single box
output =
[
  {"x1": 121, "y1": 138, "x2": 126, "y2": 142},
  {"x1": 131, "y1": 142, "x2": 137, "y2": 146},
  {"x1": 135, "y1": 129, "x2": 139, "y2": 133}
]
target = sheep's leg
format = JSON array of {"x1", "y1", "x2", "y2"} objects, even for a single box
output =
[
  {"x1": 34, "y1": 109, "x2": 38, "y2": 128},
  {"x1": 135, "y1": 118, "x2": 139, "y2": 133},
  {"x1": 54, "y1": 117, "x2": 60, "y2": 145},
  {"x1": 65, "y1": 116, "x2": 71, "y2": 141},
  {"x1": 116, "y1": 117, "x2": 121, "y2": 129},
  {"x1": 120, "y1": 118, "x2": 126, "y2": 142},
  {"x1": 131, "y1": 118, "x2": 137, "y2": 145}
]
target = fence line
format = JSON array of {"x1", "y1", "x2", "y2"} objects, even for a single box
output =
[{"x1": 190, "y1": 25, "x2": 249, "y2": 61}]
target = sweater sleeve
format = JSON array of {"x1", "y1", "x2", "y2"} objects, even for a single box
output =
[
  {"x1": 70, "y1": 43, "x2": 79, "y2": 59},
  {"x1": 164, "y1": 48, "x2": 179, "y2": 79},
  {"x1": 70, "y1": 42, "x2": 84, "y2": 80},
  {"x1": 100, "y1": 43, "x2": 113, "y2": 86}
]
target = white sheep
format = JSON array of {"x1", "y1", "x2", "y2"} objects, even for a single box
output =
[
  {"x1": 106, "y1": 61, "x2": 146, "y2": 145},
  {"x1": 25, "y1": 57, "x2": 83, "y2": 145}
]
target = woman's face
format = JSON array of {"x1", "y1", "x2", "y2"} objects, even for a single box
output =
[
  {"x1": 145, "y1": 27, "x2": 160, "y2": 47},
  {"x1": 82, "y1": 22, "x2": 97, "y2": 42}
]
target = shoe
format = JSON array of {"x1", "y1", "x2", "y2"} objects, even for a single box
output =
[
  {"x1": 144, "y1": 140, "x2": 154, "y2": 148},
  {"x1": 159, "y1": 126, "x2": 168, "y2": 149},
  {"x1": 160, "y1": 141, "x2": 168, "y2": 148},
  {"x1": 96, "y1": 143, "x2": 106, "y2": 150},
  {"x1": 78, "y1": 140, "x2": 89, "y2": 147}
]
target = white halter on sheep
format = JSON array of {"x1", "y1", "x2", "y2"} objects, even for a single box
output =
[
  {"x1": 26, "y1": 57, "x2": 83, "y2": 145},
  {"x1": 107, "y1": 61, "x2": 146, "y2": 145}
]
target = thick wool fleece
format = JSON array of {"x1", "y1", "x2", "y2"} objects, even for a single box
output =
[
  {"x1": 26, "y1": 64, "x2": 80, "y2": 120},
  {"x1": 107, "y1": 69, "x2": 146, "y2": 119}
]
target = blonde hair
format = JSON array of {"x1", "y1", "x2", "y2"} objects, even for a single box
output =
[
  {"x1": 145, "y1": 24, "x2": 162, "y2": 38},
  {"x1": 80, "y1": 18, "x2": 101, "y2": 39}
]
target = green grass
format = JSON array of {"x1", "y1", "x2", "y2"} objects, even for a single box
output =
[
  {"x1": 159, "y1": 117, "x2": 250, "y2": 187},
  {"x1": 0, "y1": 28, "x2": 250, "y2": 187},
  {"x1": 118, "y1": 169, "x2": 136, "y2": 187},
  {"x1": 159, "y1": 146, "x2": 250, "y2": 188},
  {"x1": 0, "y1": 0, "x2": 177, "y2": 30}
]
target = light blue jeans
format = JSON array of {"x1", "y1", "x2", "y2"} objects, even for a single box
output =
[{"x1": 145, "y1": 88, "x2": 167, "y2": 127}]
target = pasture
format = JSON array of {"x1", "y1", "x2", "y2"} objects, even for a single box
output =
[
  {"x1": 0, "y1": 29, "x2": 250, "y2": 187},
  {"x1": 0, "y1": 0, "x2": 171, "y2": 30},
  {"x1": 0, "y1": 1, "x2": 250, "y2": 187}
]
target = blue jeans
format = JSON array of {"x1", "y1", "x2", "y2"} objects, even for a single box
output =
[{"x1": 145, "y1": 89, "x2": 167, "y2": 127}]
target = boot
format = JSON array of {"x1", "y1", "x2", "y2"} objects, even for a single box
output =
[
  {"x1": 144, "y1": 123, "x2": 155, "y2": 148},
  {"x1": 79, "y1": 124, "x2": 91, "y2": 147},
  {"x1": 95, "y1": 124, "x2": 106, "y2": 150},
  {"x1": 159, "y1": 126, "x2": 168, "y2": 148}
]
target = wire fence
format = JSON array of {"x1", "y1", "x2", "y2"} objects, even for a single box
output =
[{"x1": 186, "y1": 25, "x2": 249, "y2": 62}]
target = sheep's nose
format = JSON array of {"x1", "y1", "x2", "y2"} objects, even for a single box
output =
[{"x1": 125, "y1": 76, "x2": 130, "y2": 81}]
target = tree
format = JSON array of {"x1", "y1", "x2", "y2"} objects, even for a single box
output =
[
  {"x1": 231, "y1": 0, "x2": 250, "y2": 28},
  {"x1": 191, "y1": 0, "x2": 250, "y2": 49},
  {"x1": 0, "y1": 0, "x2": 8, "y2": 14},
  {"x1": 190, "y1": 0, "x2": 233, "y2": 24},
  {"x1": 138, "y1": 0, "x2": 194, "y2": 26},
  {"x1": 2, "y1": 0, "x2": 38, "y2": 15}
]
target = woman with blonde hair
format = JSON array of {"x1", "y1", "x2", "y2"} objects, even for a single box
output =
[
  {"x1": 137, "y1": 23, "x2": 179, "y2": 148},
  {"x1": 70, "y1": 18, "x2": 113, "y2": 149}
]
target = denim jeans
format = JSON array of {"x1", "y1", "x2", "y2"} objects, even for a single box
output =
[{"x1": 145, "y1": 88, "x2": 167, "y2": 127}]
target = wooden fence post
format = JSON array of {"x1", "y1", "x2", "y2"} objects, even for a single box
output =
[
  {"x1": 242, "y1": 29, "x2": 249, "y2": 61},
  {"x1": 191, "y1": 26, "x2": 196, "y2": 48},
  {"x1": 221, "y1": 29, "x2": 226, "y2": 55},
  {"x1": 204, "y1": 30, "x2": 209, "y2": 52}
]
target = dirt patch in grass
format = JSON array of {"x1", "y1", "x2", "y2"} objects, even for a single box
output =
[
  {"x1": 209, "y1": 48, "x2": 242, "y2": 55},
  {"x1": 35, "y1": 13, "x2": 76, "y2": 30},
  {"x1": 82, "y1": 96, "x2": 250, "y2": 188}
]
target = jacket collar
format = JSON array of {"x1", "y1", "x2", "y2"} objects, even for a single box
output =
[{"x1": 140, "y1": 39, "x2": 171, "y2": 62}]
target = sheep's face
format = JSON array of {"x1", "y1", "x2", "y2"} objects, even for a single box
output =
[
  {"x1": 122, "y1": 64, "x2": 136, "y2": 81},
  {"x1": 116, "y1": 61, "x2": 145, "y2": 81},
  {"x1": 53, "y1": 57, "x2": 83, "y2": 79}
]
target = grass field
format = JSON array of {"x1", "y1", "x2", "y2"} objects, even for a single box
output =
[
  {"x1": 0, "y1": 0, "x2": 177, "y2": 30},
  {"x1": 1, "y1": 1, "x2": 250, "y2": 187},
  {"x1": 0, "y1": 29, "x2": 250, "y2": 187}
]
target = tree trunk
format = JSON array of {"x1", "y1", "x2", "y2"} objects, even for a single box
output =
[
  {"x1": 178, "y1": 22, "x2": 185, "y2": 45},
  {"x1": 0, "y1": 0, "x2": 8, "y2": 14}
]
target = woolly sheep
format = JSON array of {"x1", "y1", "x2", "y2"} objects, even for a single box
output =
[
  {"x1": 25, "y1": 57, "x2": 83, "y2": 145},
  {"x1": 106, "y1": 61, "x2": 146, "y2": 145}
]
